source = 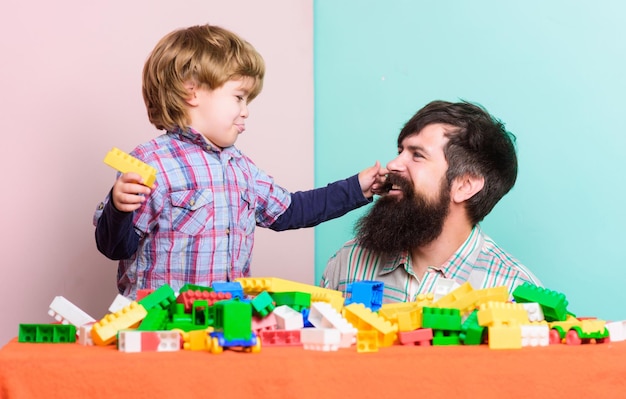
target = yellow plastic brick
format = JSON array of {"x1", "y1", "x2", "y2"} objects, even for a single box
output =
[
  {"x1": 91, "y1": 302, "x2": 148, "y2": 346},
  {"x1": 343, "y1": 303, "x2": 398, "y2": 347},
  {"x1": 235, "y1": 277, "x2": 344, "y2": 312},
  {"x1": 488, "y1": 324, "x2": 522, "y2": 349},
  {"x1": 477, "y1": 301, "x2": 528, "y2": 327},
  {"x1": 103, "y1": 147, "x2": 157, "y2": 188}
]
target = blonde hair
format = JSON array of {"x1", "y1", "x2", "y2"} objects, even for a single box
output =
[{"x1": 142, "y1": 24, "x2": 265, "y2": 131}]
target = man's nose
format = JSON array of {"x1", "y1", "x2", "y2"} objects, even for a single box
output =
[{"x1": 386, "y1": 156, "x2": 405, "y2": 173}]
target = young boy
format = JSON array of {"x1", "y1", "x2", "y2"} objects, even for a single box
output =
[{"x1": 93, "y1": 24, "x2": 381, "y2": 299}]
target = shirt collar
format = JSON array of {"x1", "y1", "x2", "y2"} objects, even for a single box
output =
[
  {"x1": 379, "y1": 251, "x2": 412, "y2": 275},
  {"x1": 168, "y1": 127, "x2": 242, "y2": 158},
  {"x1": 438, "y1": 225, "x2": 483, "y2": 279}
]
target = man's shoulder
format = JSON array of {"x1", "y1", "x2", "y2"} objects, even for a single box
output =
[{"x1": 477, "y1": 233, "x2": 540, "y2": 285}]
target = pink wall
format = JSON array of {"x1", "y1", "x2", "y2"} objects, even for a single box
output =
[{"x1": 0, "y1": 0, "x2": 313, "y2": 345}]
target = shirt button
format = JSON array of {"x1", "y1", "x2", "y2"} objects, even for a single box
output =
[
  {"x1": 190, "y1": 199, "x2": 195, "y2": 206},
  {"x1": 225, "y1": 228, "x2": 230, "y2": 235}
]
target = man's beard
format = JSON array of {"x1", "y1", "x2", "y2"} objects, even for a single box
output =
[{"x1": 355, "y1": 174, "x2": 450, "y2": 255}]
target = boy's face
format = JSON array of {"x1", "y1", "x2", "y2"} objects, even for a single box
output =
[{"x1": 187, "y1": 77, "x2": 254, "y2": 148}]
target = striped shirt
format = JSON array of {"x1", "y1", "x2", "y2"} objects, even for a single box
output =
[{"x1": 320, "y1": 225, "x2": 541, "y2": 303}]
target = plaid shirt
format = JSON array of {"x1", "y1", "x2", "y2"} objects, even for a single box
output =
[
  {"x1": 320, "y1": 225, "x2": 542, "y2": 302},
  {"x1": 95, "y1": 128, "x2": 293, "y2": 298}
]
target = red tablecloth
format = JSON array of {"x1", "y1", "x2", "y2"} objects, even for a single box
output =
[{"x1": 1, "y1": 337, "x2": 625, "y2": 398}]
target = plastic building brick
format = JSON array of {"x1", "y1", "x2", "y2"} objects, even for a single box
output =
[
  {"x1": 91, "y1": 301, "x2": 148, "y2": 346},
  {"x1": 272, "y1": 305, "x2": 304, "y2": 330},
  {"x1": 356, "y1": 330, "x2": 379, "y2": 353},
  {"x1": 18, "y1": 324, "x2": 77, "y2": 343},
  {"x1": 521, "y1": 302, "x2": 545, "y2": 322},
  {"x1": 209, "y1": 300, "x2": 260, "y2": 353},
  {"x1": 235, "y1": 277, "x2": 345, "y2": 312},
  {"x1": 422, "y1": 307, "x2": 462, "y2": 331},
  {"x1": 378, "y1": 304, "x2": 421, "y2": 332},
  {"x1": 548, "y1": 315, "x2": 581, "y2": 344},
  {"x1": 300, "y1": 328, "x2": 341, "y2": 351},
  {"x1": 308, "y1": 302, "x2": 357, "y2": 348},
  {"x1": 78, "y1": 322, "x2": 95, "y2": 346},
  {"x1": 251, "y1": 291, "x2": 275, "y2": 317},
  {"x1": 345, "y1": 281, "x2": 384, "y2": 311},
  {"x1": 432, "y1": 330, "x2": 461, "y2": 346},
  {"x1": 471, "y1": 286, "x2": 509, "y2": 308},
  {"x1": 177, "y1": 328, "x2": 213, "y2": 351},
  {"x1": 179, "y1": 283, "x2": 213, "y2": 294},
  {"x1": 136, "y1": 289, "x2": 154, "y2": 301},
  {"x1": 177, "y1": 290, "x2": 231, "y2": 312},
  {"x1": 211, "y1": 281, "x2": 244, "y2": 300},
  {"x1": 432, "y1": 278, "x2": 461, "y2": 302},
  {"x1": 512, "y1": 283, "x2": 569, "y2": 322},
  {"x1": 137, "y1": 308, "x2": 169, "y2": 331},
  {"x1": 270, "y1": 291, "x2": 312, "y2": 312},
  {"x1": 192, "y1": 300, "x2": 211, "y2": 328},
  {"x1": 564, "y1": 319, "x2": 609, "y2": 345},
  {"x1": 108, "y1": 294, "x2": 132, "y2": 313},
  {"x1": 342, "y1": 303, "x2": 398, "y2": 347},
  {"x1": 477, "y1": 301, "x2": 529, "y2": 327},
  {"x1": 521, "y1": 324, "x2": 549, "y2": 347},
  {"x1": 117, "y1": 330, "x2": 181, "y2": 353},
  {"x1": 138, "y1": 284, "x2": 176, "y2": 311},
  {"x1": 606, "y1": 320, "x2": 626, "y2": 342},
  {"x1": 103, "y1": 147, "x2": 157, "y2": 188},
  {"x1": 432, "y1": 282, "x2": 474, "y2": 310},
  {"x1": 301, "y1": 308, "x2": 315, "y2": 328},
  {"x1": 48, "y1": 296, "x2": 96, "y2": 328},
  {"x1": 414, "y1": 292, "x2": 435, "y2": 308},
  {"x1": 252, "y1": 313, "x2": 278, "y2": 334},
  {"x1": 398, "y1": 328, "x2": 433, "y2": 346},
  {"x1": 487, "y1": 324, "x2": 522, "y2": 349},
  {"x1": 260, "y1": 329, "x2": 301, "y2": 346},
  {"x1": 459, "y1": 310, "x2": 485, "y2": 345}
]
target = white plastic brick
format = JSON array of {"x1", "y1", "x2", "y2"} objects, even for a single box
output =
[
  {"x1": 108, "y1": 294, "x2": 132, "y2": 313},
  {"x1": 48, "y1": 296, "x2": 96, "y2": 328},
  {"x1": 300, "y1": 328, "x2": 341, "y2": 351},
  {"x1": 272, "y1": 305, "x2": 304, "y2": 331},
  {"x1": 78, "y1": 323, "x2": 95, "y2": 346},
  {"x1": 309, "y1": 302, "x2": 356, "y2": 348},
  {"x1": 521, "y1": 324, "x2": 549, "y2": 347},
  {"x1": 432, "y1": 278, "x2": 461, "y2": 302},
  {"x1": 606, "y1": 320, "x2": 626, "y2": 342},
  {"x1": 521, "y1": 302, "x2": 545, "y2": 322}
]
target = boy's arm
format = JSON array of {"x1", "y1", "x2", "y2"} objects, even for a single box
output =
[
  {"x1": 269, "y1": 174, "x2": 371, "y2": 231},
  {"x1": 94, "y1": 195, "x2": 140, "y2": 260}
]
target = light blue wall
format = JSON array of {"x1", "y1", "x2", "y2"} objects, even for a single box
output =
[{"x1": 314, "y1": 0, "x2": 626, "y2": 320}]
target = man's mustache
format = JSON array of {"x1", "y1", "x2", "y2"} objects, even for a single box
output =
[{"x1": 381, "y1": 173, "x2": 413, "y2": 195}]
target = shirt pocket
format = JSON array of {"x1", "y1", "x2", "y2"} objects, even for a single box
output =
[{"x1": 170, "y1": 189, "x2": 214, "y2": 236}]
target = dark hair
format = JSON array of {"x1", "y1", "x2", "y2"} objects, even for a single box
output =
[{"x1": 398, "y1": 100, "x2": 518, "y2": 224}]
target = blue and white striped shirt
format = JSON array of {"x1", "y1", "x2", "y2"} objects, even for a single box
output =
[{"x1": 320, "y1": 225, "x2": 541, "y2": 303}]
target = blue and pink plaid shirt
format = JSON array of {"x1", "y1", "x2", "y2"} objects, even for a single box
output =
[
  {"x1": 320, "y1": 225, "x2": 541, "y2": 302},
  {"x1": 94, "y1": 128, "x2": 369, "y2": 298}
]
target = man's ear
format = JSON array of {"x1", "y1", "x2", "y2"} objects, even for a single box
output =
[
  {"x1": 452, "y1": 174, "x2": 485, "y2": 203},
  {"x1": 183, "y1": 81, "x2": 199, "y2": 106}
]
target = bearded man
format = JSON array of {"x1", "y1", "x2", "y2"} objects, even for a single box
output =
[{"x1": 321, "y1": 100, "x2": 541, "y2": 302}]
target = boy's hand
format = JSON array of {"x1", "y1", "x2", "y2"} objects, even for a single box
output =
[
  {"x1": 111, "y1": 172, "x2": 151, "y2": 212},
  {"x1": 358, "y1": 161, "x2": 383, "y2": 198}
]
